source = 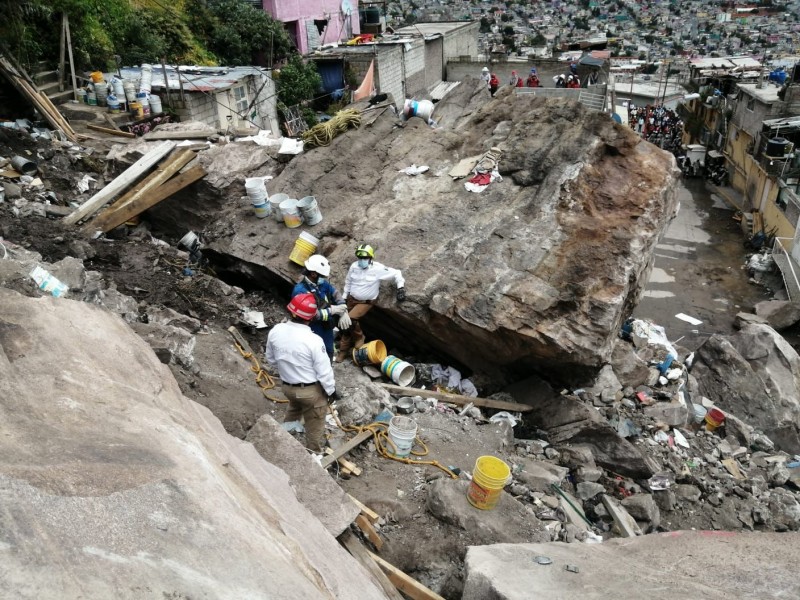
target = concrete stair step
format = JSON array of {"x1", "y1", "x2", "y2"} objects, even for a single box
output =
[
  {"x1": 34, "y1": 70, "x2": 60, "y2": 85},
  {"x1": 47, "y1": 89, "x2": 75, "y2": 105},
  {"x1": 38, "y1": 80, "x2": 63, "y2": 95}
]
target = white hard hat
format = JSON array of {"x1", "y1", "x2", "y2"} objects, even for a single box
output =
[
  {"x1": 482, "y1": 67, "x2": 489, "y2": 72},
  {"x1": 304, "y1": 254, "x2": 330, "y2": 277}
]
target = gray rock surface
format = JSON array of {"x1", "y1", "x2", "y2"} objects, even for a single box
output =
[
  {"x1": 462, "y1": 532, "x2": 800, "y2": 600},
  {"x1": 130, "y1": 321, "x2": 196, "y2": 367},
  {"x1": 693, "y1": 325, "x2": 800, "y2": 453},
  {"x1": 0, "y1": 289, "x2": 387, "y2": 599},
  {"x1": 426, "y1": 478, "x2": 549, "y2": 544},
  {"x1": 245, "y1": 414, "x2": 360, "y2": 536},
  {"x1": 204, "y1": 90, "x2": 679, "y2": 380},
  {"x1": 621, "y1": 493, "x2": 661, "y2": 530},
  {"x1": 514, "y1": 458, "x2": 568, "y2": 492},
  {"x1": 609, "y1": 338, "x2": 652, "y2": 388},
  {"x1": 754, "y1": 300, "x2": 800, "y2": 330},
  {"x1": 575, "y1": 481, "x2": 605, "y2": 500}
]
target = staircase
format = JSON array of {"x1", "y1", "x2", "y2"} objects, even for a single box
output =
[{"x1": 32, "y1": 61, "x2": 74, "y2": 106}]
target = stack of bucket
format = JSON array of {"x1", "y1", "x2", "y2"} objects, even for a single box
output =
[
  {"x1": 245, "y1": 177, "x2": 269, "y2": 218},
  {"x1": 289, "y1": 231, "x2": 319, "y2": 265},
  {"x1": 381, "y1": 355, "x2": 416, "y2": 387},
  {"x1": 467, "y1": 456, "x2": 511, "y2": 510}
]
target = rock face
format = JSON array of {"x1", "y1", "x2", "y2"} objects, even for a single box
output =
[
  {"x1": 0, "y1": 289, "x2": 387, "y2": 599},
  {"x1": 693, "y1": 324, "x2": 800, "y2": 453},
  {"x1": 462, "y1": 532, "x2": 800, "y2": 600},
  {"x1": 206, "y1": 87, "x2": 679, "y2": 380}
]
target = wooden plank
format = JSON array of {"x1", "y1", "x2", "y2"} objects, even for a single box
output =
[
  {"x1": 143, "y1": 129, "x2": 216, "y2": 141},
  {"x1": 64, "y1": 14, "x2": 78, "y2": 100},
  {"x1": 90, "y1": 163, "x2": 205, "y2": 233},
  {"x1": 320, "y1": 430, "x2": 373, "y2": 468},
  {"x1": 63, "y1": 141, "x2": 175, "y2": 225},
  {"x1": 338, "y1": 457, "x2": 362, "y2": 476},
  {"x1": 339, "y1": 531, "x2": 404, "y2": 600},
  {"x1": 368, "y1": 551, "x2": 446, "y2": 600},
  {"x1": 355, "y1": 514, "x2": 383, "y2": 550},
  {"x1": 102, "y1": 113, "x2": 123, "y2": 131},
  {"x1": 87, "y1": 124, "x2": 135, "y2": 138},
  {"x1": 58, "y1": 13, "x2": 66, "y2": 93},
  {"x1": 347, "y1": 494, "x2": 380, "y2": 523},
  {"x1": 380, "y1": 383, "x2": 533, "y2": 413}
]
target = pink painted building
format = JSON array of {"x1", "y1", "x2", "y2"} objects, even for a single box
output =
[{"x1": 262, "y1": 0, "x2": 361, "y2": 55}]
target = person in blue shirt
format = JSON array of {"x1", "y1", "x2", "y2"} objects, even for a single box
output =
[{"x1": 291, "y1": 254, "x2": 349, "y2": 360}]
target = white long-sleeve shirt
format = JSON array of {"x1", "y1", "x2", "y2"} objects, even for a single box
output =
[
  {"x1": 343, "y1": 260, "x2": 405, "y2": 302},
  {"x1": 264, "y1": 322, "x2": 335, "y2": 395}
]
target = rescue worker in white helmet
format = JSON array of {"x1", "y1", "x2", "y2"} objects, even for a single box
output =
[
  {"x1": 265, "y1": 292, "x2": 338, "y2": 453},
  {"x1": 336, "y1": 244, "x2": 405, "y2": 362},
  {"x1": 291, "y1": 254, "x2": 348, "y2": 360}
]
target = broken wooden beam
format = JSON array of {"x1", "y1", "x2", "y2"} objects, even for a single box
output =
[
  {"x1": 143, "y1": 129, "x2": 216, "y2": 140},
  {"x1": 324, "y1": 449, "x2": 362, "y2": 476},
  {"x1": 320, "y1": 429, "x2": 373, "y2": 468},
  {"x1": 85, "y1": 153, "x2": 202, "y2": 234},
  {"x1": 86, "y1": 123, "x2": 135, "y2": 138},
  {"x1": 380, "y1": 383, "x2": 533, "y2": 413},
  {"x1": 347, "y1": 494, "x2": 380, "y2": 523},
  {"x1": 63, "y1": 141, "x2": 176, "y2": 225},
  {"x1": 368, "y1": 550, "x2": 446, "y2": 600},
  {"x1": 339, "y1": 531, "x2": 404, "y2": 600},
  {"x1": 355, "y1": 514, "x2": 383, "y2": 550}
]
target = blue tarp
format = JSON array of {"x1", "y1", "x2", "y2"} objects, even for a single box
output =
[{"x1": 316, "y1": 61, "x2": 345, "y2": 94}]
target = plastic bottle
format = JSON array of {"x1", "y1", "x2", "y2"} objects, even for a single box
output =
[{"x1": 29, "y1": 265, "x2": 69, "y2": 297}]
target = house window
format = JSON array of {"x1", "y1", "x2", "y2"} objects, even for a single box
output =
[
  {"x1": 232, "y1": 85, "x2": 248, "y2": 114},
  {"x1": 746, "y1": 97, "x2": 755, "y2": 111}
]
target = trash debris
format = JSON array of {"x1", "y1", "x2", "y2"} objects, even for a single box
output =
[
  {"x1": 489, "y1": 411, "x2": 520, "y2": 427},
  {"x1": 565, "y1": 564, "x2": 580, "y2": 573},
  {"x1": 533, "y1": 555, "x2": 553, "y2": 565},
  {"x1": 675, "y1": 313, "x2": 703, "y2": 326},
  {"x1": 282, "y1": 420, "x2": 305, "y2": 433},
  {"x1": 647, "y1": 473, "x2": 672, "y2": 490},
  {"x1": 29, "y1": 265, "x2": 69, "y2": 297},
  {"x1": 398, "y1": 165, "x2": 429, "y2": 176},
  {"x1": 672, "y1": 428, "x2": 690, "y2": 449},
  {"x1": 278, "y1": 137, "x2": 304, "y2": 155},
  {"x1": 241, "y1": 310, "x2": 267, "y2": 329}
]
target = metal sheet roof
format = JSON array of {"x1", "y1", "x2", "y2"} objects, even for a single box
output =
[
  {"x1": 118, "y1": 65, "x2": 268, "y2": 93},
  {"x1": 429, "y1": 80, "x2": 460, "y2": 101}
]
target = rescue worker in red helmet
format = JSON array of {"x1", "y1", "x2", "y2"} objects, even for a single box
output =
[
  {"x1": 265, "y1": 292, "x2": 337, "y2": 453},
  {"x1": 336, "y1": 244, "x2": 405, "y2": 362},
  {"x1": 489, "y1": 73, "x2": 500, "y2": 96}
]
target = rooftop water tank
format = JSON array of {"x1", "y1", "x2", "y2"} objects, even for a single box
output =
[{"x1": 766, "y1": 137, "x2": 790, "y2": 157}]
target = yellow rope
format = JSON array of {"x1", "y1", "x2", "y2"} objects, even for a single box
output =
[
  {"x1": 233, "y1": 341, "x2": 287, "y2": 403},
  {"x1": 301, "y1": 109, "x2": 362, "y2": 148},
  {"x1": 330, "y1": 407, "x2": 458, "y2": 479}
]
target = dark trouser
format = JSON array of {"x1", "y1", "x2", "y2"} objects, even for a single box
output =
[
  {"x1": 282, "y1": 383, "x2": 328, "y2": 453},
  {"x1": 310, "y1": 322, "x2": 334, "y2": 359},
  {"x1": 338, "y1": 298, "x2": 373, "y2": 356}
]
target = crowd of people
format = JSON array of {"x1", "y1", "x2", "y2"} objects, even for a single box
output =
[
  {"x1": 482, "y1": 66, "x2": 541, "y2": 96},
  {"x1": 626, "y1": 104, "x2": 684, "y2": 151}
]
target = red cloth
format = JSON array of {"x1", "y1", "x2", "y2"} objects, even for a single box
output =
[{"x1": 468, "y1": 173, "x2": 492, "y2": 186}]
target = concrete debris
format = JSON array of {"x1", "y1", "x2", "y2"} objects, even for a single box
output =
[
  {"x1": 130, "y1": 321, "x2": 196, "y2": 367},
  {"x1": 754, "y1": 300, "x2": 800, "y2": 330}
]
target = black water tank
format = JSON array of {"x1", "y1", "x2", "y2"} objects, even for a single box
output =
[
  {"x1": 766, "y1": 137, "x2": 790, "y2": 157},
  {"x1": 364, "y1": 7, "x2": 381, "y2": 24}
]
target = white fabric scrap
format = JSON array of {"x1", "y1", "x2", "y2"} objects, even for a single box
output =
[
  {"x1": 673, "y1": 428, "x2": 690, "y2": 449},
  {"x1": 236, "y1": 129, "x2": 280, "y2": 147},
  {"x1": 76, "y1": 174, "x2": 96, "y2": 194},
  {"x1": 242, "y1": 310, "x2": 267, "y2": 329},
  {"x1": 464, "y1": 169, "x2": 502, "y2": 193},
  {"x1": 489, "y1": 411, "x2": 520, "y2": 427},
  {"x1": 278, "y1": 137, "x2": 304, "y2": 155},
  {"x1": 398, "y1": 164, "x2": 429, "y2": 175}
]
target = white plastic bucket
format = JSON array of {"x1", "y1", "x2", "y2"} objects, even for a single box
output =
[
  {"x1": 381, "y1": 355, "x2": 416, "y2": 387},
  {"x1": 270, "y1": 193, "x2": 289, "y2": 222},
  {"x1": 404, "y1": 99, "x2": 434, "y2": 121},
  {"x1": 149, "y1": 94, "x2": 162, "y2": 114},
  {"x1": 280, "y1": 198, "x2": 303, "y2": 228},
  {"x1": 245, "y1": 177, "x2": 267, "y2": 193},
  {"x1": 253, "y1": 201, "x2": 270, "y2": 219},
  {"x1": 387, "y1": 415, "x2": 417, "y2": 458},
  {"x1": 297, "y1": 195, "x2": 322, "y2": 226},
  {"x1": 107, "y1": 94, "x2": 120, "y2": 113},
  {"x1": 123, "y1": 81, "x2": 137, "y2": 103},
  {"x1": 95, "y1": 85, "x2": 108, "y2": 107},
  {"x1": 112, "y1": 77, "x2": 125, "y2": 97}
]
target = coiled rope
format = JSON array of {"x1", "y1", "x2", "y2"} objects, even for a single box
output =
[
  {"x1": 232, "y1": 340, "x2": 287, "y2": 403},
  {"x1": 301, "y1": 109, "x2": 362, "y2": 148}
]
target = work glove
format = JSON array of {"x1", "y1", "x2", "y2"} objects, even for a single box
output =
[
  {"x1": 328, "y1": 389, "x2": 342, "y2": 404},
  {"x1": 338, "y1": 311, "x2": 352, "y2": 330},
  {"x1": 330, "y1": 303, "x2": 348, "y2": 316},
  {"x1": 396, "y1": 287, "x2": 406, "y2": 302}
]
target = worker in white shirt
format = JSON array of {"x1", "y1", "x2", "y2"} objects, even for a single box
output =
[
  {"x1": 265, "y1": 292, "x2": 338, "y2": 453},
  {"x1": 336, "y1": 243, "x2": 405, "y2": 362}
]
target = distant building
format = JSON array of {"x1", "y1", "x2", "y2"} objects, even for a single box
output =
[{"x1": 260, "y1": 0, "x2": 361, "y2": 55}]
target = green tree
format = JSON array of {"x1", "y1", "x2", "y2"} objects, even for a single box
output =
[
  {"x1": 480, "y1": 16, "x2": 493, "y2": 33},
  {"x1": 276, "y1": 54, "x2": 322, "y2": 109},
  {"x1": 503, "y1": 25, "x2": 514, "y2": 36}
]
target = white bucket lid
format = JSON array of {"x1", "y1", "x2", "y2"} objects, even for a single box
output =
[{"x1": 298, "y1": 231, "x2": 319, "y2": 245}]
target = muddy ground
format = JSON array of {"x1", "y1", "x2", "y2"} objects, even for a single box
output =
[{"x1": 3, "y1": 126, "x2": 798, "y2": 599}]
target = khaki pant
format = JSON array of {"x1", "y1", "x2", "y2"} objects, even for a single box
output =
[
  {"x1": 338, "y1": 298, "x2": 373, "y2": 355},
  {"x1": 283, "y1": 383, "x2": 328, "y2": 453}
]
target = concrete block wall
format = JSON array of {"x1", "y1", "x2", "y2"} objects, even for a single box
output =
[
  {"x1": 185, "y1": 93, "x2": 220, "y2": 129},
  {"x1": 250, "y1": 73, "x2": 280, "y2": 134},
  {"x1": 443, "y1": 22, "x2": 480, "y2": 59},
  {"x1": 404, "y1": 39, "x2": 427, "y2": 97},
  {"x1": 424, "y1": 37, "x2": 444, "y2": 89}
]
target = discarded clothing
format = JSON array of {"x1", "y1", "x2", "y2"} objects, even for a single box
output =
[
  {"x1": 398, "y1": 164, "x2": 429, "y2": 176},
  {"x1": 431, "y1": 364, "x2": 478, "y2": 397},
  {"x1": 464, "y1": 170, "x2": 502, "y2": 193}
]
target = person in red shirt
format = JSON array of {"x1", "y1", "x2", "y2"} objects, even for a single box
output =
[
  {"x1": 526, "y1": 68, "x2": 540, "y2": 87},
  {"x1": 489, "y1": 73, "x2": 499, "y2": 96}
]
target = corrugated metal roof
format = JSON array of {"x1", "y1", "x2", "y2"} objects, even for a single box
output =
[
  {"x1": 118, "y1": 65, "x2": 268, "y2": 93},
  {"x1": 429, "y1": 80, "x2": 460, "y2": 101}
]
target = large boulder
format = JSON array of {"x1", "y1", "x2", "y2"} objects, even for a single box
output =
[
  {"x1": 0, "y1": 288, "x2": 387, "y2": 599},
  {"x1": 754, "y1": 300, "x2": 800, "y2": 330},
  {"x1": 203, "y1": 90, "x2": 679, "y2": 381},
  {"x1": 693, "y1": 325, "x2": 800, "y2": 454},
  {"x1": 462, "y1": 532, "x2": 800, "y2": 600}
]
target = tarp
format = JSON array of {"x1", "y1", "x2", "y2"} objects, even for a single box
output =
[
  {"x1": 316, "y1": 60, "x2": 345, "y2": 94},
  {"x1": 353, "y1": 60, "x2": 375, "y2": 102},
  {"x1": 579, "y1": 55, "x2": 606, "y2": 68}
]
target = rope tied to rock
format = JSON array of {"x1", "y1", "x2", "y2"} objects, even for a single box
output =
[{"x1": 301, "y1": 109, "x2": 362, "y2": 148}]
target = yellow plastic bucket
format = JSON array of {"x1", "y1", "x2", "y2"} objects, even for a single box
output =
[
  {"x1": 467, "y1": 456, "x2": 510, "y2": 511},
  {"x1": 288, "y1": 231, "x2": 319, "y2": 266},
  {"x1": 90, "y1": 71, "x2": 105, "y2": 83},
  {"x1": 353, "y1": 340, "x2": 387, "y2": 366}
]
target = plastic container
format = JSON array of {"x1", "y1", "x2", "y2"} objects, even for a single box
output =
[
  {"x1": 76, "y1": 89, "x2": 87, "y2": 104},
  {"x1": 139, "y1": 64, "x2": 153, "y2": 95},
  {"x1": 288, "y1": 231, "x2": 319, "y2": 265},
  {"x1": 107, "y1": 94, "x2": 120, "y2": 113},
  {"x1": 692, "y1": 403, "x2": 708, "y2": 424},
  {"x1": 404, "y1": 99, "x2": 434, "y2": 121},
  {"x1": 381, "y1": 355, "x2": 416, "y2": 387},
  {"x1": 705, "y1": 407, "x2": 726, "y2": 431},
  {"x1": 353, "y1": 340, "x2": 387, "y2": 366},
  {"x1": 129, "y1": 101, "x2": 143, "y2": 119},
  {"x1": 136, "y1": 92, "x2": 150, "y2": 115},
  {"x1": 279, "y1": 198, "x2": 303, "y2": 228},
  {"x1": 123, "y1": 80, "x2": 137, "y2": 104},
  {"x1": 149, "y1": 94, "x2": 162, "y2": 114},
  {"x1": 252, "y1": 201, "x2": 270, "y2": 219},
  {"x1": 467, "y1": 456, "x2": 511, "y2": 510},
  {"x1": 29, "y1": 265, "x2": 69, "y2": 298},
  {"x1": 179, "y1": 231, "x2": 200, "y2": 251},
  {"x1": 387, "y1": 415, "x2": 417, "y2": 458},
  {"x1": 87, "y1": 92, "x2": 97, "y2": 106},
  {"x1": 112, "y1": 77, "x2": 125, "y2": 98},
  {"x1": 95, "y1": 84, "x2": 108, "y2": 107},
  {"x1": 297, "y1": 195, "x2": 323, "y2": 226},
  {"x1": 10, "y1": 156, "x2": 37, "y2": 175},
  {"x1": 90, "y1": 71, "x2": 105, "y2": 84},
  {"x1": 269, "y1": 193, "x2": 289, "y2": 223}
]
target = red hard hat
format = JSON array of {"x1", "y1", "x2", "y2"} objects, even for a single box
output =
[{"x1": 287, "y1": 293, "x2": 317, "y2": 320}]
